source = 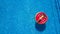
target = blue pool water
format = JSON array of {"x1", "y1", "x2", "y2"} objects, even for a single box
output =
[{"x1": 0, "y1": 0, "x2": 60, "y2": 34}]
